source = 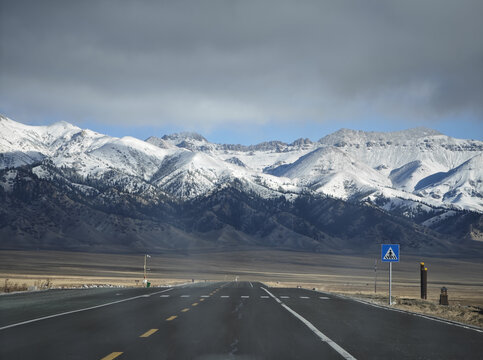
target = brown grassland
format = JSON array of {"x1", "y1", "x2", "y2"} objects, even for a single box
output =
[{"x1": 0, "y1": 249, "x2": 481, "y2": 327}]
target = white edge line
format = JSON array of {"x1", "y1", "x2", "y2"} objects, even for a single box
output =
[
  {"x1": 261, "y1": 287, "x2": 357, "y2": 360},
  {"x1": 310, "y1": 289, "x2": 483, "y2": 334},
  {"x1": 0, "y1": 288, "x2": 173, "y2": 331},
  {"x1": 259, "y1": 282, "x2": 482, "y2": 334}
]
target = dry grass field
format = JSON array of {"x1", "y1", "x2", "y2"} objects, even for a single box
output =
[{"x1": 1, "y1": 249, "x2": 481, "y2": 327}]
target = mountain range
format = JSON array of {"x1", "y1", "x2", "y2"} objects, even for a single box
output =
[{"x1": 0, "y1": 115, "x2": 481, "y2": 255}]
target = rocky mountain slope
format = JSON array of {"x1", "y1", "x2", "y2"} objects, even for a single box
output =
[{"x1": 0, "y1": 115, "x2": 482, "y2": 254}]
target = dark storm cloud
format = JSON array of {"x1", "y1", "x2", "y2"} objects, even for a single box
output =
[{"x1": 1, "y1": 0, "x2": 482, "y2": 127}]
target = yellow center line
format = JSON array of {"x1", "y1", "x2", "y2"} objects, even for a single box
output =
[
  {"x1": 139, "y1": 328, "x2": 158, "y2": 338},
  {"x1": 200, "y1": 299, "x2": 205, "y2": 302},
  {"x1": 181, "y1": 308, "x2": 190, "y2": 312},
  {"x1": 100, "y1": 352, "x2": 123, "y2": 360},
  {"x1": 166, "y1": 315, "x2": 177, "y2": 321},
  {"x1": 192, "y1": 302, "x2": 198, "y2": 306}
]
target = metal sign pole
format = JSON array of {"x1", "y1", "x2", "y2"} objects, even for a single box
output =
[
  {"x1": 374, "y1": 259, "x2": 377, "y2": 293},
  {"x1": 381, "y1": 244, "x2": 399, "y2": 306},
  {"x1": 389, "y1": 262, "x2": 392, "y2": 305}
]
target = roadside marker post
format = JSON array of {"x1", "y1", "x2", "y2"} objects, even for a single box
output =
[
  {"x1": 420, "y1": 262, "x2": 428, "y2": 299},
  {"x1": 381, "y1": 244, "x2": 400, "y2": 305}
]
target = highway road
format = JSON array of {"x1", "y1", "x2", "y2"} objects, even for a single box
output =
[{"x1": 1, "y1": 281, "x2": 482, "y2": 359}]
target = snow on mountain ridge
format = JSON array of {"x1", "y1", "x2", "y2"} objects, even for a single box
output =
[
  {"x1": 318, "y1": 127, "x2": 443, "y2": 145},
  {"x1": 267, "y1": 146, "x2": 390, "y2": 199},
  {"x1": 1, "y1": 115, "x2": 481, "y2": 213},
  {"x1": 161, "y1": 132, "x2": 208, "y2": 144},
  {"x1": 414, "y1": 154, "x2": 483, "y2": 212}
]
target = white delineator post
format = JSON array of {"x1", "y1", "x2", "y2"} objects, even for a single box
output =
[{"x1": 143, "y1": 254, "x2": 147, "y2": 286}]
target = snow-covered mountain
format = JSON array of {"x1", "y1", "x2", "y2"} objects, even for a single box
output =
[
  {"x1": 266, "y1": 146, "x2": 391, "y2": 200},
  {"x1": 1, "y1": 115, "x2": 482, "y2": 214},
  {"x1": 1, "y1": 114, "x2": 483, "y2": 253}
]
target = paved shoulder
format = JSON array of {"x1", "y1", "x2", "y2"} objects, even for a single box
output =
[{"x1": 268, "y1": 287, "x2": 483, "y2": 360}]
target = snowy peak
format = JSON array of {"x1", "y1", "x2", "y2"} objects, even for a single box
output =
[
  {"x1": 290, "y1": 138, "x2": 313, "y2": 147},
  {"x1": 0, "y1": 115, "x2": 83, "y2": 167},
  {"x1": 319, "y1": 127, "x2": 443, "y2": 145},
  {"x1": 145, "y1": 136, "x2": 173, "y2": 149},
  {"x1": 388, "y1": 160, "x2": 437, "y2": 192},
  {"x1": 161, "y1": 132, "x2": 208, "y2": 144},
  {"x1": 154, "y1": 132, "x2": 214, "y2": 152},
  {"x1": 414, "y1": 154, "x2": 483, "y2": 211},
  {"x1": 267, "y1": 146, "x2": 389, "y2": 199}
]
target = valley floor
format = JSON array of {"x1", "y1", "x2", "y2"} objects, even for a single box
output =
[{"x1": 1, "y1": 249, "x2": 482, "y2": 327}]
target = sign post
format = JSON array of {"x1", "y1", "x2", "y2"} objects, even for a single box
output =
[{"x1": 381, "y1": 244, "x2": 400, "y2": 305}]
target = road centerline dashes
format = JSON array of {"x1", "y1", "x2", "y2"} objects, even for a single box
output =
[
  {"x1": 100, "y1": 352, "x2": 123, "y2": 360},
  {"x1": 166, "y1": 315, "x2": 177, "y2": 321},
  {"x1": 181, "y1": 308, "x2": 190, "y2": 313},
  {"x1": 139, "y1": 329, "x2": 158, "y2": 338}
]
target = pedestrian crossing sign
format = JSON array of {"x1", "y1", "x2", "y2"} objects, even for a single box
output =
[{"x1": 381, "y1": 244, "x2": 400, "y2": 262}]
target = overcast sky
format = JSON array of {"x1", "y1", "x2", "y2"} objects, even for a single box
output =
[{"x1": 1, "y1": 0, "x2": 482, "y2": 143}]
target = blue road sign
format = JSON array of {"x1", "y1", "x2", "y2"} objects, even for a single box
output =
[{"x1": 381, "y1": 244, "x2": 400, "y2": 262}]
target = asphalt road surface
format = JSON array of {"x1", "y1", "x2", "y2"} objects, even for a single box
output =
[{"x1": 0, "y1": 281, "x2": 482, "y2": 359}]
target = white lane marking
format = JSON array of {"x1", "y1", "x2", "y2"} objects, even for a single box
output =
[
  {"x1": 241, "y1": 296, "x2": 250, "y2": 298},
  {"x1": 0, "y1": 288, "x2": 174, "y2": 331},
  {"x1": 201, "y1": 295, "x2": 210, "y2": 298},
  {"x1": 220, "y1": 295, "x2": 230, "y2": 298},
  {"x1": 261, "y1": 288, "x2": 357, "y2": 360},
  {"x1": 319, "y1": 296, "x2": 330, "y2": 300},
  {"x1": 249, "y1": 282, "x2": 253, "y2": 288},
  {"x1": 300, "y1": 296, "x2": 310, "y2": 299},
  {"x1": 331, "y1": 292, "x2": 483, "y2": 334},
  {"x1": 160, "y1": 295, "x2": 170, "y2": 298},
  {"x1": 260, "y1": 296, "x2": 269, "y2": 299},
  {"x1": 280, "y1": 296, "x2": 290, "y2": 299},
  {"x1": 180, "y1": 295, "x2": 190, "y2": 298}
]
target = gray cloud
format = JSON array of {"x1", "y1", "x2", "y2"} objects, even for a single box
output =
[{"x1": 1, "y1": 0, "x2": 482, "y2": 128}]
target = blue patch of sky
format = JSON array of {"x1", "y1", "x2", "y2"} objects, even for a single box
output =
[
  {"x1": 77, "y1": 116, "x2": 482, "y2": 145},
  {"x1": 2, "y1": 106, "x2": 481, "y2": 144}
]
